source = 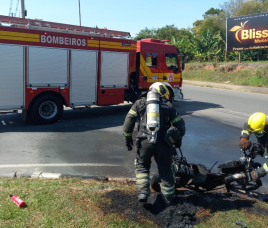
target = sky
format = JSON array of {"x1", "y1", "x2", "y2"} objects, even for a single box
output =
[{"x1": 0, "y1": 0, "x2": 227, "y2": 37}]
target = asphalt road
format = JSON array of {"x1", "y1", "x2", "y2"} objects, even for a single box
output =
[{"x1": 0, "y1": 85, "x2": 268, "y2": 186}]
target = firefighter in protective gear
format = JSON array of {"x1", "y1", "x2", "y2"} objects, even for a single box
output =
[
  {"x1": 123, "y1": 82, "x2": 185, "y2": 205},
  {"x1": 240, "y1": 112, "x2": 268, "y2": 181}
]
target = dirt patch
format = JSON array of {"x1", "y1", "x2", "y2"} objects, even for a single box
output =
[
  {"x1": 187, "y1": 63, "x2": 251, "y2": 73},
  {"x1": 99, "y1": 186, "x2": 268, "y2": 228},
  {"x1": 236, "y1": 65, "x2": 248, "y2": 71},
  {"x1": 204, "y1": 65, "x2": 215, "y2": 70},
  {"x1": 218, "y1": 64, "x2": 246, "y2": 72}
]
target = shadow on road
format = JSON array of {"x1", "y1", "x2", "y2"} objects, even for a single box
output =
[
  {"x1": 176, "y1": 99, "x2": 223, "y2": 116},
  {"x1": 0, "y1": 99, "x2": 222, "y2": 133}
]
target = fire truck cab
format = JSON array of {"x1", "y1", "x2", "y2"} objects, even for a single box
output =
[{"x1": 129, "y1": 38, "x2": 183, "y2": 101}]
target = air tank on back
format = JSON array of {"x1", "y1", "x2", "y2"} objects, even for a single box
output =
[{"x1": 146, "y1": 89, "x2": 160, "y2": 143}]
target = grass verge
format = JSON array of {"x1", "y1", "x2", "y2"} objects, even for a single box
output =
[
  {"x1": 183, "y1": 62, "x2": 268, "y2": 87},
  {"x1": 1, "y1": 178, "x2": 268, "y2": 227},
  {"x1": 0, "y1": 178, "x2": 157, "y2": 228}
]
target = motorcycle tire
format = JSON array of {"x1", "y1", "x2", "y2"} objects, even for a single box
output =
[{"x1": 150, "y1": 173, "x2": 161, "y2": 193}]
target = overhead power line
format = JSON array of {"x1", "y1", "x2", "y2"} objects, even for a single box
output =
[
  {"x1": 15, "y1": 0, "x2": 19, "y2": 17},
  {"x1": 9, "y1": 0, "x2": 13, "y2": 16}
]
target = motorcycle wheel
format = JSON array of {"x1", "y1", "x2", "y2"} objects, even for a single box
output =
[{"x1": 150, "y1": 173, "x2": 161, "y2": 192}]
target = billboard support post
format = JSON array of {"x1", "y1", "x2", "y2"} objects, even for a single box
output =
[{"x1": 239, "y1": 51, "x2": 241, "y2": 63}]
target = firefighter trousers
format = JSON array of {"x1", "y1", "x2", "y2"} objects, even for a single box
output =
[{"x1": 135, "y1": 138, "x2": 175, "y2": 200}]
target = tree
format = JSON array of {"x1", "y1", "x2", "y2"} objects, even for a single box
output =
[
  {"x1": 220, "y1": 0, "x2": 245, "y2": 18},
  {"x1": 191, "y1": 20, "x2": 203, "y2": 36},
  {"x1": 170, "y1": 37, "x2": 196, "y2": 62},
  {"x1": 199, "y1": 15, "x2": 225, "y2": 36},
  {"x1": 192, "y1": 7, "x2": 225, "y2": 38},
  {"x1": 193, "y1": 30, "x2": 225, "y2": 62},
  {"x1": 155, "y1": 25, "x2": 182, "y2": 40},
  {"x1": 203, "y1": 7, "x2": 222, "y2": 18},
  {"x1": 135, "y1": 25, "x2": 194, "y2": 42},
  {"x1": 235, "y1": 1, "x2": 262, "y2": 16},
  {"x1": 135, "y1": 27, "x2": 156, "y2": 40}
]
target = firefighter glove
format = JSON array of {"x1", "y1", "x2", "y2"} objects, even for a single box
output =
[
  {"x1": 240, "y1": 137, "x2": 250, "y2": 150},
  {"x1": 124, "y1": 136, "x2": 133, "y2": 151},
  {"x1": 175, "y1": 138, "x2": 182, "y2": 148},
  {"x1": 165, "y1": 126, "x2": 181, "y2": 146}
]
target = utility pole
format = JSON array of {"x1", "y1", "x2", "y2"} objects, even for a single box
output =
[
  {"x1": 78, "y1": 0, "x2": 81, "y2": 26},
  {"x1": 20, "y1": 0, "x2": 25, "y2": 18}
]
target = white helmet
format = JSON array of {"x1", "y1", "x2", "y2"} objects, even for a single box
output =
[{"x1": 149, "y1": 82, "x2": 170, "y2": 99}]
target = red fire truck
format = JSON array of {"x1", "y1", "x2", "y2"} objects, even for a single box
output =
[{"x1": 0, "y1": 15, "x2": 184, "y2": 124}]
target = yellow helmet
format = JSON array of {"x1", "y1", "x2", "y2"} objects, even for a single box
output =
[
  {"x1": 248, "y1": 112, "x2": 267, "y2": 132},
  {"x1": 149, "y1": 82, "x2": 170, "y2": 99}
]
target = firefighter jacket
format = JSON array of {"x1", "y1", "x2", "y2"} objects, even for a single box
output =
[
  {"x1": 241, "y1": 122, "x2": 268, "y2": 153},
  {"x1": 123, "y1": 97, "x2": 185, "y2": 140}
]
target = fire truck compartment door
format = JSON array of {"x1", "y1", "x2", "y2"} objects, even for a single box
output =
[
  {"x1": 28, "y1": 46, "x2": 68, "y2": 87},
  {"x1": 70, "y1": 50, "x2": 98, "y2": 106},
  {"x1": 100, "y1": 51, "x2": 129, "y2": 88},
  {"x1": 0, "y1": 44, "x2": 24, "y2": 110}
]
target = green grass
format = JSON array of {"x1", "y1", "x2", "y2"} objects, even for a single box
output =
[
  {"x1": 0, "y1": 178, "x2": 158, "y2": 228},
  {"x1": 1, "y1": 178, "x2": 268, "y2": 227},
  {"x1": 196, "y1": 209, "x2": 268, "y2": 228},
  {"x1": 183, "y1": 62, "x2": 268, "y2": 87}
]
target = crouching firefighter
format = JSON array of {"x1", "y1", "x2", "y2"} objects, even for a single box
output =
[
  {"x1": 123, "y1": 82, "x2": 185, "y2": 205},
  {"x1": 240, "y1": 112, "x2": 268, "y2": 181}
]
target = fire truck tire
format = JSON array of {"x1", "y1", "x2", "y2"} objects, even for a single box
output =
[{"x1": 30, "y1": 95, "x2": 63, "y2": 124}]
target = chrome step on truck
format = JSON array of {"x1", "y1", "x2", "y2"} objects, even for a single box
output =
[{"x1": 0, "y1": 110, "x2": 18, "y2": 115}]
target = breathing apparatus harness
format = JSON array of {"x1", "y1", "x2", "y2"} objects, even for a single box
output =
[{"x1": 140, "y1": 87, "x2": 180, "y2": 146}]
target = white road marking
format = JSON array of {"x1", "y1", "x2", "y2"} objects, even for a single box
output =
[
  {"x1": 1, "y1": 121, "x2": 6, "y2": 125},
  {"x1": 39, "y1": 173, "x2": 61, "y2": 178},
  {"x1": 0, "y1": 163, "x2": 121, "y2": 168}
]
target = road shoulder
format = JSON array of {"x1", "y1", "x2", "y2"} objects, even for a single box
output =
[{"x1": 183, "y1": 80, "x2": 268, "y2": 95}]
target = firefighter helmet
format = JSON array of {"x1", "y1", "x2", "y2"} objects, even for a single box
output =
[
  {"x1": 149, "y1": 82, "x2": 170, "y2": 99},
  {"x1": 248, "y1": 112, "x2": 267, "y2": 132}
]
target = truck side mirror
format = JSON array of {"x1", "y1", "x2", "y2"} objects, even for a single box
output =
[
  {"x1": 181, "y1": 62, "x2": 185, "y2": 71},
  {"x1": 181, "y1": 54, "x2": 185, "y2": 71}
]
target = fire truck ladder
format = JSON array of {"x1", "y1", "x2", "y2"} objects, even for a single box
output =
[{"x1": 0, "y1": 15, "x2": 131, "y2": 37}]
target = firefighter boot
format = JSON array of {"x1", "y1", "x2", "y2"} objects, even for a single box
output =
[
  {"x1": 138, "y1": 194, "x2": 148, "y2": 203},
  {"x1": 161, "y1": 193, "x2": 174, "y2": 206},
  {"x1": 251, "y1": 167, "x2": 267, "y2": 182}
]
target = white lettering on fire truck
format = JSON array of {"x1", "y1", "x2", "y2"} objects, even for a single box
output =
[{"x1": 41, "y1": 35, "x2": 86, "y2": 46}]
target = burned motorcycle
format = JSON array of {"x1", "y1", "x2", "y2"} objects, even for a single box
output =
[{"x1": 150, "y1": 143, "x2": 266, "y2": 193}]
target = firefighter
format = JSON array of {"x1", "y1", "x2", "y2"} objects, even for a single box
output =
[
  {"x1": 240, "y1": 112, "x2": 268, "y2": 181},
  {"x1": 123, "y1": 82, "x2": 185, "y2": 205}
]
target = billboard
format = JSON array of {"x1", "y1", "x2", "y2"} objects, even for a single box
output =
[{"x1": 226, "y1": 12, "x2": 268, "y2": 52}]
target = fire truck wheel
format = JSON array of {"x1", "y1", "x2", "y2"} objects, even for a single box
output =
[{"x1": 30, "y1": 95, "x2": 63, "y2": 124}]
